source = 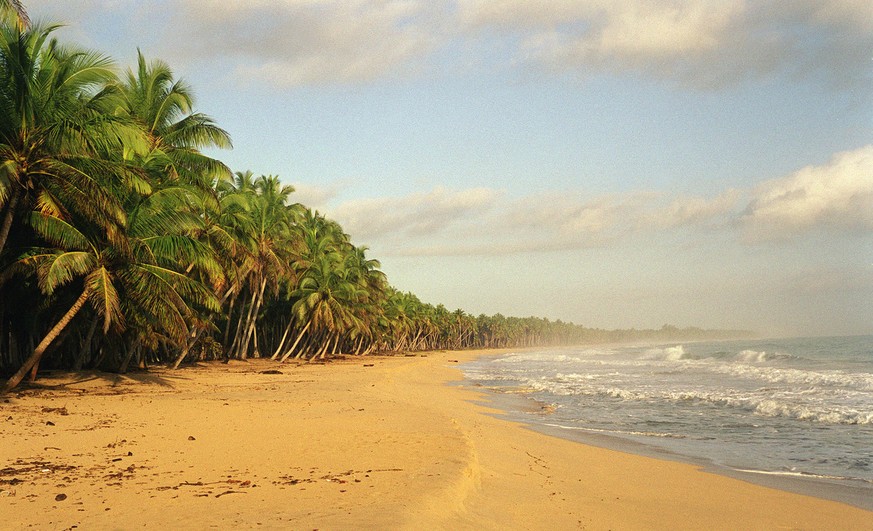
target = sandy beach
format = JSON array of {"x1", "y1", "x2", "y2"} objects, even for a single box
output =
[{"x1": 2, "y1": 350, "x2": 871, "y2": 530}]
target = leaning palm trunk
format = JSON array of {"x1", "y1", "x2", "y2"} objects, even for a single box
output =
[
  {"x1": 2, "y1": 288, "x2": 89, "y2": 393},
  {"x1": 301, "y1": 330, "x2": 326, "y2": 361},
  {"x1": 0, "y1": 188, "x2": 22, "y2": 257},
  {"x1": 118, "y1": 343, "x2": 140, "y2": 374},
  {"x1": 270, "y1": 317, "x2": 296, "y2": 360},
  {"x1": 235, "y1": 278, "x2": 266, "y2": 359},
  {"x1": 228, "y1": 287, "x2": 257, "y2": 358},
  {"x1": 296, "y1": 330, "x2": 320, "y2": 360},
  {"x1": 171, "y1": 328, "x2": 205, "y2": 369},
  {"x1": 310, "y1": 336, "x2": 331, "y2": 362},
  {"x1": 226, "y1": 302, "x2": 247, "y2": 358},
  {"x1": 279, "y1": 319, "x2": 312, "y2": 362},
  {"x1": 222, "y1": 290, "x2": 239, "y2": 348}
]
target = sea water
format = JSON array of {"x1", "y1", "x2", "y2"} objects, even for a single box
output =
[{"x1": 460, "y1": 336, "x2": 873, "y2": 508}]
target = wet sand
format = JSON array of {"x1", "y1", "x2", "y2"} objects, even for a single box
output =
[{"x1": 1, "y1": 350, "x2": 871, "y2": 529}]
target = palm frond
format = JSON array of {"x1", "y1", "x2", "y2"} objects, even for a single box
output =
[
  {"x1": 85, "y1": 265, "x2": 123, "y2": 333},
  {"x1": 27, "y1": 210, "x2": 91, "y2": 251},
  {"x1": 36, "y1": 250, "x2": 96, "y2": 295}
]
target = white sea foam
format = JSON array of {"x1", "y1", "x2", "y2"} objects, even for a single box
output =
[
  {"x1": 735, "y1": 350, "x2": 769, "y2": 362},
  {"x1": 753, "y1": 399, "x2": 873, "y2": 425},
  {"x1": 543, "y1": 423, "x2": 688, "y2": 439},
  {"x1": 516, "y1": 376, "x2": 873, "y2": 425},
  {"x1": 712, "y1": 364, "x2": 873, "y2": 391},
  {"x1": 732, "y1": 468, "x2": 873, "y2": 484},
  {"x1": 641, "y1": 345, "x2": 687, "y2": 361}
]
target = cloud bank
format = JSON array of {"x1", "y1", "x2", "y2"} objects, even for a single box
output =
[
  {"x1": 29, "y1": 0, "x2": 873, "y2": 89},
  {"x1": 322, "y1": 145, "x2": 873, "y2": 255},
  {"x1": 458, "y1": 0, "x2": 873, "y2": 88}
]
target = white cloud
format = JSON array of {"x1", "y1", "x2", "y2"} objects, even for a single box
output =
[
  {"x1": 649, "y1": 191, "x2": 741, "y2": 230},
  {"x1": 741, "y1": 145, "x2": 873, "y2": 241},
  {"x1": 326, "y1": 145, "x2": 873, "y2": 257}
]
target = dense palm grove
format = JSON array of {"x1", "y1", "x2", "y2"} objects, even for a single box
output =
[{"x1": 0, "y1": 6, "x2": 744, "y2": 392}]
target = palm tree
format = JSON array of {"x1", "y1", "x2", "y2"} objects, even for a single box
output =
[
  {"x1": 208, "y1": 172, "x2": 299, "y2": 361},
  {"x1": 2, "y1": 211, "x2": 122, "y2": 391},
  {"x1": 280, "y1": 251, "x2": 356, "y2": 361},
  {"x1": 0, "y1": 0, "x2": 28, "y2": 29},
  {"x1": 0, "y1": 21, "x2": 144, "y2": 258},
  {"x1": 119, "y1": 50, "x2": 232, "y2": 189},
  {"x1": 2, "y1": 179, "x2": 220, "y2": 390}
]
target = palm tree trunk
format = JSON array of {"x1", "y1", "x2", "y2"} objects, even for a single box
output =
[
  {"x1": 301, "y1": 330, "x2": 325, "y2": 361},
  {"x1": 270, "y1": 317, "x2": 296, "y2": 360},
  {"x1": 279, "y1": 319, "x2": 312, "y2": 362},
  {"x1": 119, "y1": 343, "x2": 139, "y2": 374},
  {"x1": 243, "y1": 278, "x2": 267, "y2": 358},
  {"x1": 229, "y1": 287, "x2": 257, "y2": 359},
  {"x1": 251, "y1": 321, "x2": 260, "y2": 358},
  {"x1": 235, "y1": 278, "x2": 265, "y2": 359},
  {"x1": 222, "y1": 290, "x2": 238, "y2": 348},
  {"x1": 409, "y1": 328, "x2": 423, "y2": 351},
  {"x1": 310, "y1": 335, "x2": 330, "y2": 362},
  {"x1": 73, "y1": 317, "x2": 99, "y2": 371},
  {"x1": 171, "y1": 328, "x2": 204, "y2": 369},
  {"x1": 2, "y1": 287, "x2": 89, "y2": 393},
  {"x1": 0, "y1": 188, "x2": 21, "y2": 257}
]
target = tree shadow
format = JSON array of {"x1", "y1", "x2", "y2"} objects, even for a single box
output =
[{"x1": 12, "y1": 368, "x2": 185, "y2": 394}]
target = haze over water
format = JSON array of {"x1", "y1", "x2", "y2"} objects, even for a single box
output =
[{"x1": 462, "y1": 335, "x2": 873, "y2": 508}]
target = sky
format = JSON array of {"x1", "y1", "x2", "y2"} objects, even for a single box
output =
[{"x1": 26, "y1": 1, "x2": 873, "y2": 337}]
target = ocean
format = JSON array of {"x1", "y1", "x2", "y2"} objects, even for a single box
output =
[{"x1": 460, "y1": 335, "x2": 873, "y2": 509}]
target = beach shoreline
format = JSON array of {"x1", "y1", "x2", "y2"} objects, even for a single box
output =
[
  {"x1": 476, "y1": 387, "x2": 873, "y2": 513},
  {"x1": 2, "y1": 350, "x2": 871, "y2": 529},
  {"x1": 459, "y1": 352, "x2": 873, "y2": 513}
]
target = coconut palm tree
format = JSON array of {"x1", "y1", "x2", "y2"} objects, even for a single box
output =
[
  {"x1": 209, "y1": 172, "x2": 299, "y2": 360},
  {"x1": 0, "y1": 21, "x2": 144, "y2": 258},
  {"x1": 0, "y1": 0, "x2": 28, "y2": 29},
  {"x1": 2, "y1": 179, "x2": 220, "y2": 391},
  {"x1": 280, "y1": 251, "x2": 358, "y2": 361},
  {"x1": 119, "y1": 50, "x2": 232, "y2": 189}
]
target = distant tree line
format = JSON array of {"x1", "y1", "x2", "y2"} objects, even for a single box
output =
[{"x1": 0, "y1": 6, "x2": 749, "y2": 392}]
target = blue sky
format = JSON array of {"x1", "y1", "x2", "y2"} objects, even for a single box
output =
[{"x1": 28, "y1": 1, "x2": 873, "y2": 336}]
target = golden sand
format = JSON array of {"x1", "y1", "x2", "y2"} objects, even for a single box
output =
[{"x1": 2, "y1": 350, "x2": 871, "y2": 529}]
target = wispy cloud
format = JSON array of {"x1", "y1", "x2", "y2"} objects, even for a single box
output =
[
  {"x1": 170, "y1": 0, "x2": 443, "y2": 87},
  {"x1": 287, "y1": 181, "x2": 344, "y2": 210},
  {"x1": 326, "y1": 186, "x2": 741, "y2": 256},
  {"x1": 322, "y1": 145, "x2": 873, "y2": 256},
  {"x1": 329, "y1": 186, "x2": 502, "y2": 241}
]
